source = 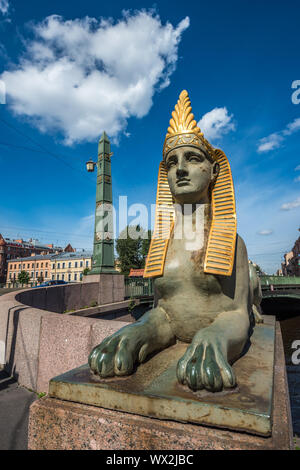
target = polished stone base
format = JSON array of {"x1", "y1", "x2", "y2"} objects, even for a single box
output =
[
  {"x1": 48, "y1": 317, "x2": 275, "y2": 436},
  {"x1": 82, "y1": 273, "x2": 125, "y2": 304},
  {"x1": 28, "y1": 321, "x2": 293, "y2": 450}
]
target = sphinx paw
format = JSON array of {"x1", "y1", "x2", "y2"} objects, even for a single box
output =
[
  {"x1": 176, "y1": 335, "x2": 236, "y2": 392},
  {"x1": 89, "y1": 328, "x2": 139, "y2": 377}
]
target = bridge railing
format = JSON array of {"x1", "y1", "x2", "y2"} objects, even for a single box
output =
[
  {"x1": 125, "y1": 277, "x2": 154, "y2": 299},
  {"x1": 260, "y1": 275, "x2": 300, "y2": 287}
]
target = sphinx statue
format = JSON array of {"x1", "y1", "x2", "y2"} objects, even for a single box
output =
[{"x1": 89, "y1": 90, "x2": 262, "y2": 393}]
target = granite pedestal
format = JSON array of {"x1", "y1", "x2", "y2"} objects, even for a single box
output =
[
  {"x1": 82, "y1": 273, "x2": 125, "y2": 304},
  {"x1": 28, "y1": 321, "x2": 294, "y2": 450}
]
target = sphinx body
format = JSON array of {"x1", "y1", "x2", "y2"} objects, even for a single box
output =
[
  {"x1": 89, "y1": 151, "x2": 261, "y2": 392},
  {"x1": 89, "y1": 91, "x2": 262, "y2": 392}
]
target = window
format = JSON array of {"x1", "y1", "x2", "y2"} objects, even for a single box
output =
[
  {"x1": 45, "y1": 271, "x2": 48, "y2": 278},
  {"x1": 52, "y1": 274, "x2": 55, "y2": 280},
  {"x1": 68, "y1": 262, "x2": 71, "y2": 268},
  {"x1": 14, "y1": 264, "x2": 16, "y2": 269},
  {"x1": 37, "y1": 263, "x2": 39, "y2": 268},
  {"x1": 74, "y1": 273, "x2": 77, "y2": 281},
  {"x1": 46, "y1": 263, "x2": 48, "y2": 268},
  {"x1": 52, "y1": 264, "x2": 55, "y2": 269},
  {"x1": 80, "y1": 261, "x2": 83, "y2": 267},
  {"x1": 41, "y1": 263, "x2": 43, "y2": 268},
  {"x1": 31, "y1": 272, "x2": 34, "y2": 278},
  {"x1": 19, "y1": 264, "x2": 21, "y2": 269},
  {"x1": 32, "y1": 263, "x2": 34, "y2": 268},
  {"x1": 68, "y1": 274, "x2": 71, "y2": 281},
  {"x1": 62, "y1": 274, "x2": 65, "y2": 281},
  {"x1": 75, "y1": 262, "x2": 78, "y2": 268},
  {"x1": 62, "y1": 262, "x2": 65, "y2": 269},
  {"x1": 57, "y1": 274, "x2": 60, "y2": 280},
  {"x1": 36, "y1": 272, "x2": 38, "y2": 278},
  {"x1": 23, "y1": 264, "x2": 25, "y2": 269},
  {"x1": 27, "y1": 264, "x2": 30, "y2": 269},
  {"x1": 57, "y1": 263, "x2": 60, "y2": 269}
]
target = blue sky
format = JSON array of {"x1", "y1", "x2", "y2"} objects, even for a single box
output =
[{"x1": 0, "y1": 0, "x2": 299, "y2": 273}]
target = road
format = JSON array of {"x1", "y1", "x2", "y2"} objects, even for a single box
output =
[
  {"x1": 0, "y1": 370, "x2": 36, "y2": 450},
  {"x1": 0, "y1": 287, "x2": 25, "y2": 296}
]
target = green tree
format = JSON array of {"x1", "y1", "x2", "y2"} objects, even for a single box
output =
[
  {"x1": 254, "y1": 263, "x2": 264, "y2": 276},
  {"x1": 141, "y1": 230, "x2": 152, "y2": 267},
  {"x1": 82, "y1": 267, "x2": 90, "y2": 276},
  {"x1": 116, "y1": 225, "x2": 150, "y2": 275},
  {"x1": 18, "y1": 270, "x2": 30, "y2": 286}
]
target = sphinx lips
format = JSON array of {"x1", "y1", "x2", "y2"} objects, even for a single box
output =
[{"x1": 176, "y1": 178, "x2": 190, "y2": 186}]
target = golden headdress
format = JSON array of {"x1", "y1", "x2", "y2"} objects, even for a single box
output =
[
  {"x1": 163, "y1": 90, "x2": 215, "y2": 161},
  {"x1": 144, "y1": 90, "x2": 237, "y2": 279}
]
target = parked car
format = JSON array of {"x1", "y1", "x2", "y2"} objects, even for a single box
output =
[{"x1": 32, "y1": 280, "x2": 68, "y2": 288}]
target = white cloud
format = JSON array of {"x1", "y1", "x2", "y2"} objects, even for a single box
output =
[
  {"x1": 257, "y1": 230, "x2": 273, "y2": 236},
  {"x1": 0, "y1": 0, "x2": 9, "y2": 15},
  {"x1": 258, "y1": 117, "x2": 300, "y2": 153},
  {"x1": 257, "y1": 133, "x2": 283, "y2": 153},
  {"x1": 280, "y1": 198, "x2": 300, "y2": 211},
  {"x1": 197, "y1": 107, "x2": 235, "y2": 143},
  {"x1": 295, "y1": 165, "x2": 300, "y2": 171},
  {"x1": 294, "y1": 175, "x2": 300, "y2": 182},
  {"x1": 283, "y1": 118, "x2": 300, "y2": 136},
  {"x1": 2, "y1": 11, "x2": 189, "y2": 145}
]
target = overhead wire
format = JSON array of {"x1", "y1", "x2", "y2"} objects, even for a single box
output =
[{"x1": 0, "y1": 116, "x2": 95, "y2": 183}]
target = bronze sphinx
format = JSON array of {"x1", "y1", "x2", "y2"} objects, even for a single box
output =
[{"x1": 89, "y1": 90, "x2": 262, "y2": 393}]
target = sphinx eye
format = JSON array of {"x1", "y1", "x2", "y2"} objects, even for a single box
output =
[
  {"x1": 189, "y1": 154, "x2": 203, "y2": 162},
  {"x1": 166, "y1": 158, "x2": 177, "y2": 168}
]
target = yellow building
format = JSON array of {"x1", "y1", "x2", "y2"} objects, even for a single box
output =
[
  {"x1": 6, "y1": 253, "x2": 53, "y2": 286},
  {"x1": 6, "y1": 251, "x2": 92, "y2": 286},
  {"x1": 50, "y1": 252, "x2": 92, "y2": 283}
]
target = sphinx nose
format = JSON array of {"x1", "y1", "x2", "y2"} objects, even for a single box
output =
[{"x1": 176, "y1": 167, "x2": 188, "y2": 179}]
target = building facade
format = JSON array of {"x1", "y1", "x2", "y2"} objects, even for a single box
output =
[
  {"x1": 6, "y1": 254, "x2": 54, "y2": 286},
  {"x1": 281, "y1": 234, "x2": 300, "y2": 276},
  {"x1": 6, "y1": 249, "x2": 91, "y2": 287},
  {"x1": 0, "y1": 234, "x2": 62, "y2": 284},
  {"x1": 50, "y1": 252, "x2": 92, "y2": 283}
]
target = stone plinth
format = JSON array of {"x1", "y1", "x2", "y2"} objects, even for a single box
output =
[
  {"x1": 82, "y1": 273, "x2": 125, "y2": 304},
  {"x1": 28, "y1": 322, "x2": 294, "y2": 450},
  {"x1": 48, "y1": 320, "x2": 275, "y2": 436}
]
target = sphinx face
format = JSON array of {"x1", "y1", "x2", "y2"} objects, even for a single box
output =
[{"x1": 166, "y1": 145, "x2": 218, "y2": 205}]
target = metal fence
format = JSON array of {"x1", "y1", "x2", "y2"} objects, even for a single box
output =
[
  {"x1": 125, "y1": 277, "x2": 154, "y2": 298},
  {"x1": 260, "y1": 275, "x2": 300, "y2": 287}
]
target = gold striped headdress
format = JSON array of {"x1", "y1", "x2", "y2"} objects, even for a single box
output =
[{"x1": 144, "y1": 90, "x2": 237, "y2": 278}]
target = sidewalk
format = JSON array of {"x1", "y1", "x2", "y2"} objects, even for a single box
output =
[{"x1": 0, "y1": 370, "x2": 36, "y2": 450}]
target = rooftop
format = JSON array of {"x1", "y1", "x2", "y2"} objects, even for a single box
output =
[
  {"x1": 8, "y1": 254, "x2": 57, "y2": 263},
  {"x1": 8, "y1": 251, "x2": 92, "y2": 263},
  {"x1": 129, "y1": 268, "x2": 145, "y2": 277},
  {"x1": 0, "y1": 234, "x2": 62, "y2": 251},
  {"x1": 52, "y1": 251, "x2": 92, "y2": 261}
]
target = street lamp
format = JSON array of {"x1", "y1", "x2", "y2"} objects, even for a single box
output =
[{"x1": 86, "y1": 159, "x2": 96, "y2": 172}]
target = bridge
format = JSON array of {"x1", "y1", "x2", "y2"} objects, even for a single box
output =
[
  {"x1": 260, "y1": 276, "x2": 300, "y2": 315},
  {"x1": 125, "y1": 277, "x2": 154, "y2": 305},
  {"x1": 125, "y1": 275, "x2": 300, "y2": 316}
]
